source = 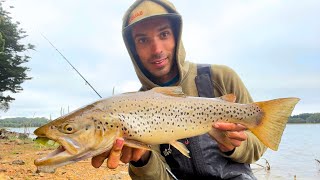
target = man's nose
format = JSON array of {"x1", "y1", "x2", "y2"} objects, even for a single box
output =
[{"x1": 150, "y1": 39, "x2": 163, "y2": 54}]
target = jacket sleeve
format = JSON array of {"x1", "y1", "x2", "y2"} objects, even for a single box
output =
[
  {"x1": 129, "y1": 145, "x2": 173, "y2": 180},
  {"x1": 228, "y1": 131, "x2": 267, "y2": 163},
  {"x1": 211, "y1": 65, "x2": 267, "y2": 163}
]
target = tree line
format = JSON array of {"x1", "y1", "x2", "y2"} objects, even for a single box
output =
[
  {"x1": 288, "y1": 113, "x2": 320, "y2": 123},
  {"x1": 0, "y1": 117, "x2": 49, "y2": 127}
]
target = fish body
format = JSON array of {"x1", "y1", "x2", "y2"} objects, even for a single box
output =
[{"x1": 34, "y1": 86, "x2": 299, "y2": 173}]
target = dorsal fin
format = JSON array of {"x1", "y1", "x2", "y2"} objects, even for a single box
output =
[
  {"x1": 219, "y1": 94, "x2": 236, "y2": 102},
  {"x1": 151, "y1": 86, "x2": 186, "y2": 97}
]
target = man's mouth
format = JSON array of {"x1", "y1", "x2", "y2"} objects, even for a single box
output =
[
  {"x1": 150, "y1": 58, "x2": 167, "y2": 68},
  {"x1": 153, "y1": 59, "x2": 165, "y2": 64}
]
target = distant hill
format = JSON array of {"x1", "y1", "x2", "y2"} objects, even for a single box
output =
[
  {"x1": 288, "y1": 113, "x2": 320, "y2": 123},
  {"x1": 0, "y1": 117, "x2": 50, "y2": 127}
]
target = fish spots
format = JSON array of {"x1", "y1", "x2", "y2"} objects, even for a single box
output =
[
  {"x1": 101, "y1": 94, "x2": 266, "y2": 141},
  {"x1": 92, "y1": 118, "x2": 98, "y2": 122}
]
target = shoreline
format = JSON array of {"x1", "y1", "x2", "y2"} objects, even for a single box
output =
[{"x1": 0, "y1": 138, "x2": 131, "y2": 180}]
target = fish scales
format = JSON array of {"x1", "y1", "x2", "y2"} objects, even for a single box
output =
[
  {"x1": 102, "y1": 91, "x2": 262, "y2": 144},
  {"x1": 33, "y1": 86, "x2": 299, "y2": 173}
]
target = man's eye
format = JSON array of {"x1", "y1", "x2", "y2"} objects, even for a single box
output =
[
  {"x1": 160, "y1": 31, "x2": 170, "y2": 38},
  {"x1": 138, "y1": 38, "x2": 147, "y2": 44}
]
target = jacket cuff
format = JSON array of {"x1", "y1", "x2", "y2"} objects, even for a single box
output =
[
  {"x1": 226, "y1": 140, "x2": 248, "y2": 161},
  {"x1": 222, "y1": 131, "x2": 267, "y2": 164},
  {"x1": 129, "y1": 151, "x2": 161, "y2": 177}
]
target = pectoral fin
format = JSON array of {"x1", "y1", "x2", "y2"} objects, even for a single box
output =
[
  {"x1": 151, "y1": 86, "x2": 186, "y2": 97},
  {"x1": 170, "y1": 140, "x2": 190, "y2": 158},
  {"x1": 123, "y1": 139, "x2": 152, "y2": 151},
  {"x1": 220, "y1": 94, "x2": 236, "y2": 103}
]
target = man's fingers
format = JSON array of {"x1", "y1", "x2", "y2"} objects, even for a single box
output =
[
  {"x1": 120, "y1": 146, "x2": 133, "y2": 164},
  {"x1": 107, "y1": 138, "x2": 125, "y2": 169},
  {"x1": 131, "y1": 149, "x2": 147, "y2": 162},
  {"x1": 214, "y1": 123, "x2": 247, "y2": 131},
  {"x1": 217, "y1": 143, "x2": 234, "y2": 152},
  {"x1": 227, "y1": 131, "x2": 247, "y2": 141},
  {"x1": 91, "y1": 151, "x2": 109, "y2": 168},
  {"x1": 210, "y1": 124, "x2": 248, "y2": 152},
  {"x1": 121, "y1": 147, "x2": 147, "y2": 163}
]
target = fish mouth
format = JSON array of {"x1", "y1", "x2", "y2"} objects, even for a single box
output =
[
  {"x1": 33, "y1": 128, "x2": 119, "y2": 173},
  {"x1": 34, "y1": 136, "x2": 85, "y2": 173},
  {"x1": 35, "y1": 144, "x2": 68, "y2": 164}
]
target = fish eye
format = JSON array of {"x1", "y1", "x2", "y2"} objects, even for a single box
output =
[{"x1": 63, "y1": 124, "x2": 76, "y2": 134}]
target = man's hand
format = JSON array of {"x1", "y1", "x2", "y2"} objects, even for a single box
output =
[
  {"x1": 91, "y1": 138, "x2": 150, "y2": 169},
  {"x1": 209, "y1": 122, "x2": 248, "y2": 153}
]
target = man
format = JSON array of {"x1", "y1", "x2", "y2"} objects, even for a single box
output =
[{"x1": 92, "y1": 0, "x2": 267, "y2": 179}]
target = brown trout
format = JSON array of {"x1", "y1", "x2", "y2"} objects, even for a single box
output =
[{"x1": 34, "y1": 86, "x2": 299, "y2": 173}]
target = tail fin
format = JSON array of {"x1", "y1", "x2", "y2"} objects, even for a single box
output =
[{"x1": 249, "y1": 97, "x2": 300, "y2": 151}]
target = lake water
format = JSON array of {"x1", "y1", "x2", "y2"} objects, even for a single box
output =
[
  {"x1": 5, "y1": 127, "x2": 38, "y2": 139},
  {"x1": 6, "y1": 124, "x2": 320, "y2": 179},
  {"x1": 253, "y1": 124, "x2": 320, "y2": 180}
]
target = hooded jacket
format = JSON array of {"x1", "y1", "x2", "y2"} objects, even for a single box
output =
[{"x1": 122, "y1": 0, "x2": 267, "y2": 179}]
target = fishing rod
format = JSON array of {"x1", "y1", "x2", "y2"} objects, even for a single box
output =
[{"x1": 41, "y1": 33, "x2": 102, "y2": 98}]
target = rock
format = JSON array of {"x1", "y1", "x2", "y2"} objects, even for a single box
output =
[
  {"x1": 0, "y1": 129, "x2": 19, "y2": 139},
  {"x1": 31, "y1": 173, "x2": 39, "y2": 176},
  {"x1": 108, "y1": 174, "x2": 122, "y2": 180},
  {"x1": 18, "y1": 133, "x2": 28, "y2": 139},
  {"x1": 0, "y1": 168, "x2": 7, "y2": 172},
  {"x1": 120, "y1": 171, "x2": 128, "y2": 175},
  {"x1": 14, "y1": 139, "x2": 23, "y2": 145},
  {"x1": 0, "y1": 128, "x2": 5, "y2": 135},
  {"x1": 12, "y1": 160, "x2": 25, "y2": 165}
]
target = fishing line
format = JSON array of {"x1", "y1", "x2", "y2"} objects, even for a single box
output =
[{"x1": 41, "y1": 33, "x2": 102, "y2": 98}]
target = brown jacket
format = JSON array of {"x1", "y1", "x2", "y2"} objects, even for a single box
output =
[{"x1": 122, "y1": 0, "x2": 267, "y2": 179}]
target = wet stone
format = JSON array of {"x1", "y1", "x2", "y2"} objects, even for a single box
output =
[{"x1": 12, "y1": 160, "x2": 25, "y2": 165}]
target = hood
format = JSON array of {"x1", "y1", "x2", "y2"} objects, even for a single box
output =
[{"x1": 122, "y1": 0, "x2": 189, "y2": 90}]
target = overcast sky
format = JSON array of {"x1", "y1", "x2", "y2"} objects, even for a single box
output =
[{"x1": 1, "y1": 0, "x2": 319, "y2": 119}]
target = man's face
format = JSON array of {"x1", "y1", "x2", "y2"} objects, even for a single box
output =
[{"x1": 131, "y1": 17, "x2": 177, "y2": 84}]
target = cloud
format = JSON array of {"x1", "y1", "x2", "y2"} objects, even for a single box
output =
[
  {"x1": 1, "y1": 0, "x2": 319, "y2": 118},
  {"x1": 115, "y1": 80, "x2": 141, "y2": 94}
]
